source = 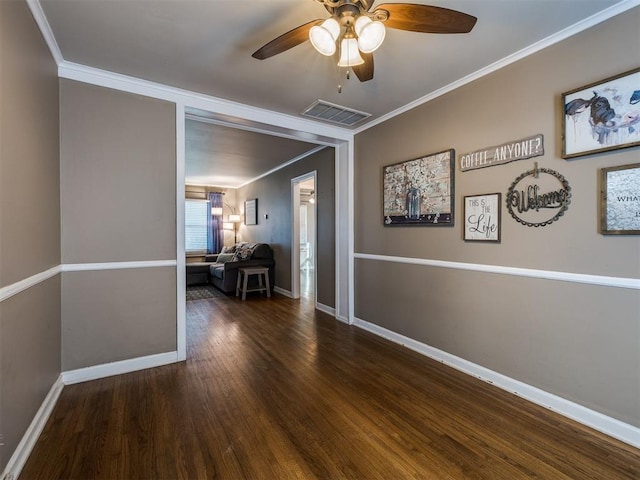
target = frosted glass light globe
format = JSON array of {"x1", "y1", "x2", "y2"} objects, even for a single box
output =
[
  {"x1": 355, "y1": 16, "x2": 386, "y2": 53},
  {"x1": 309, "y1": 18, "x2": 340, "y2": 56}
]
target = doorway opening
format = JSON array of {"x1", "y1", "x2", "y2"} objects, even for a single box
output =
[
  {"x1": 291, "y1": 171, "x2": 317, "y2": 301},
  {"x1": 177, "y1": 106, "x2": 352, "y2": 360}
]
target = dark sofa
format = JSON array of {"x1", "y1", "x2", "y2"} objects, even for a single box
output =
[{"x1": 205, "y1": 243, "x2": 275, "y2": 293}]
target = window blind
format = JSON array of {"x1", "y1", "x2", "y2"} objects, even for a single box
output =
[{"x1": 185, "y1": 199, "x2": 209, "y2": 253}]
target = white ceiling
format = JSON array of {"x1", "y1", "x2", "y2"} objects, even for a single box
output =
[
  {"x1": 37, "y1": 0, "x2": 633, "y2": 186},
  {"x1": 185, "y1": 117, "x2": 322, "y2": 187}
]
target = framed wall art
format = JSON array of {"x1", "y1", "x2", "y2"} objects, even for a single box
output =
[
  {"x1": 562, "y1": 67, "x2": 640, "y2": 159},
  {"x1": 244, "y1": 198, "x2": 257, "y2": 226},
  {"x1": 463, "y1": 193, "x2": 501, "y2": 242},
  {"x1": 600, "y1": 163, "x2": 640, "y2": 235},
  {"x1": 383, "y1": 149, "x2": 455, "y2": 226}
]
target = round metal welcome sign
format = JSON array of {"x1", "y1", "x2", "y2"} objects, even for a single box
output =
[{"x1": 506, "y1": 166, "x2": 571, "y2": 227}]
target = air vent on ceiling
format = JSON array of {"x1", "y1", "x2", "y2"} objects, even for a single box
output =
[{"x1": 301, "y1": 100, "x2": 371, "y2": 126}]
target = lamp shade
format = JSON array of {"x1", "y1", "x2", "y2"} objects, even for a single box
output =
[
  {"x1": 223, "y1": 222, "x2": 234, "y2": 230},
  {"x1": 211, "y1": 206, "x2": 223, "y2": 216},
  {"x1": 228, "y1": 214, "x2": 241, "y2": 223},
  {"x1": 337, "y1": 37, "x2": 364, "y2": 67},
  {"x1": 355, "y1": 16, "x2": 386, "y2": 53},
  {"x1": 309, "y1": 18, "x2": 340, "y2": 56}
]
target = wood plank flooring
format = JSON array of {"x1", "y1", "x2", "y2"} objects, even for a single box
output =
[{"x1": 20, "y1": 293, "x2": 640, "y2": 479}]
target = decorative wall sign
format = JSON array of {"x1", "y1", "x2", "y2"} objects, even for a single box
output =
[
  {"x1": 506, "y1": 164, "x2": 571, "y2": 227},
  {"x1": 600, "y1": 163, "x2": 640, "y2": 234},
  {"x1": 245, "y1": 198, "x2": 257, "y2": 225},
  {"x1": 562, "y1": 68, "x2": 640, "y2": 159},
  {"x1": 459, "y1": 134, "x2": 544, "y2": 172},
  {"x1": 383, "y1": 149, "x2": 454, "y2": 226},
  {"x1": 463, "y1": 193, "x2": 501, "y2": 242}
]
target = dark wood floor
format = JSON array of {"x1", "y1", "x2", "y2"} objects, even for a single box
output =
[{"x1": 20, "y1": 292, "x2": 640, "y2": 479}]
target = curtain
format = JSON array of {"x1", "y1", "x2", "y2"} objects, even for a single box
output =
[{"x1": 207, "y1": 192, "x2": 224, "y2": 254}]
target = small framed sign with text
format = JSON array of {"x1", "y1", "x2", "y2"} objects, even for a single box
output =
[{"x1": 463, "y1": 193, "x2": 501, "y2": 242}]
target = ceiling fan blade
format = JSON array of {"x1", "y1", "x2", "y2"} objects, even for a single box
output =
[
  {"x1": 352, "y1": 53, "x2": 374, "y2": 82},
  {"x1": 375, "y1": 4, "x2": 477, "y2": 33},
  {"x1": 252, "y1": 19, "x2": 324, "y2": 60}
]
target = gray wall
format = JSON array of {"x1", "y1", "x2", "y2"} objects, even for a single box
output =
[
  {"x1": 60, "y1": 80, "x2": 177, "y2": 370},
  {"x1": 354, "y1": 9, "x2": 639, "y2": 427},
  {"x1": 0, "y1": 0, "x2": 61, "y2": 470},
  {"x1": 237, "y1": 147, "x2": 336, "y2": 307}
]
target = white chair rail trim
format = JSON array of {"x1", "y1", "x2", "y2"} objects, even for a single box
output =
[
  {"x1": 0, "y1": 261, "x2": 178, "y2": 303},
  {"x1": 62, "y1": 260, "x2": 177, "y2": 272},
  {"x1": 0, "y1": 265, "x2": 61, "y2": 303},
  {"x1": 354, "y1": 253, "x2": 640, "y2": 290}
]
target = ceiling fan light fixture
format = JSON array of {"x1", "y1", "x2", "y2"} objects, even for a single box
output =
[
  {"x1": 337, "y1": 37, "x2": 364, "y2": 67},
  {"x1": 309, "y1": 18, "x2": 340, "y2": 56},
  {"x1": 355, "y1": 16, "x2": 386, "y2": 53}
]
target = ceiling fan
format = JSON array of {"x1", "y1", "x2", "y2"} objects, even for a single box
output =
[{"x1": 252, "y1": 0, "x2": 477, "y2": 82}]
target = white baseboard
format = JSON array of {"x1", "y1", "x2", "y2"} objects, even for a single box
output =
[
  {"x1": 353, "y1": 317, "x2": 640, "y2": 448},
  {"x1": 1, "y1": 376, "x2": 64, "y2": 480},
  {"x1": 273, "y1": 286, "x2": 292, "y2": 297},
  {"x1": 315, "y1": 302, "x2": 335, "y2": 316},
  {"x1": 62, "y1": 351, "x2": 180, "y2": 385},
  {"x1": 1, "y1": 351, "x2": 182, "y2": 479}
]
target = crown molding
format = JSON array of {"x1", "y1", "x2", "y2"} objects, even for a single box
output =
[
  {"x1": 29, "y1": 0, "x2": 639, "y2": 137},
  {"x1": 58, "y1": 61, "x2": 354, "y2": 143},
  {"x1": 354, "y1": 0, "x2": 640, "y2": 134},
  {"x1": 26, "y1": 0, "x2": 64, "y2": 65},
  {"x1": 237, "y1": 145, "x2": 327, "y2": 188}
]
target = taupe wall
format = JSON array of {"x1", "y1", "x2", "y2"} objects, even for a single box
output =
[
  {"x1": 60, "y1": 81, "x2": 176, "y2": 264},
  {"x1": 237, "y1": 147, "x2": 336, "y2": 307},
  {"x1": 0, "y1": 0, "x2": 61, "y2": 470},
  {"x1": 62, "y1": 268, "x2": 176, "y2": 369},
  {"x1": 0, "y1": 2, "x2": 61, "y2": 286},
  {"x1": 354, "y1": 9, "x2": 639, "y2": 427},
  {"x1": 60, "y1": 80, "x2": 177, "y2": 370}
]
